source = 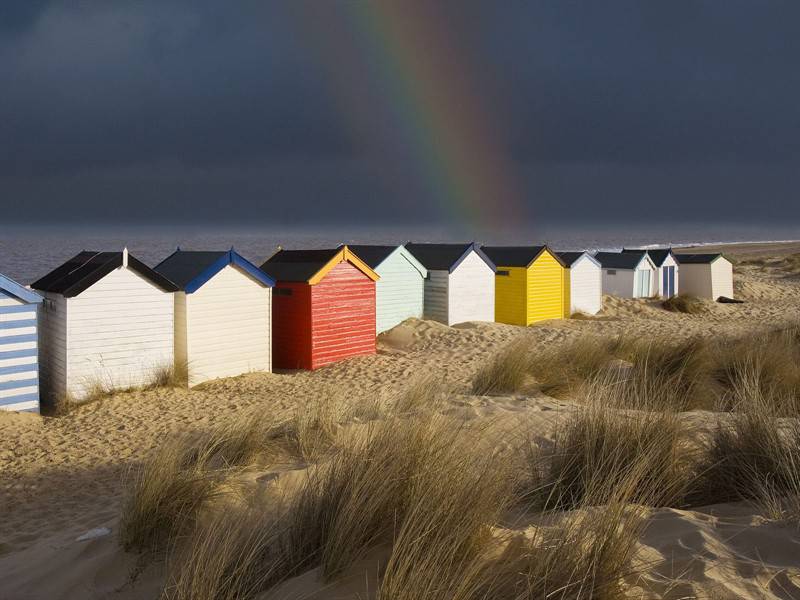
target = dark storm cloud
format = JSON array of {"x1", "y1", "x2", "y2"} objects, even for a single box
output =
[{"x1": 1, "y1": 1, "x2": 799, "y2": 225}]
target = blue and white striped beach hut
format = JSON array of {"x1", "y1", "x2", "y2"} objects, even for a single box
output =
[{"x1": 0, "y1": 273, "x2": 43, "y2": 412}]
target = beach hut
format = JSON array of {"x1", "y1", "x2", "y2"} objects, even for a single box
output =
[
  {"x1": 403, "y1": 243, "x2": 495, "y2": 325},
  {"x1": 32, "y1": 249, "x2": 177, "y2": 405},
  {"x1": 623, "y1": 248, "x2": 679, "y2": 298},
  {"x1": 260, "y1": 246, "x2": 379, "y2": 370},
  {"x1": 346, "y1": 245, "x2": 427, "y2": 334},
  {"x1": 674, "y1": 254, "x2": 734, "y2": 300},
  {"x1": 595, "y1": 251, "x2": 657, "y2": 299},
  {"x1": 154, "y1": 249, "x2": 275, "y2": 386},
  {"x1": 0, "y1": 273, "x2": 43, "y2": 412},
  {"x1": 481, "y1": 245, "x2": 568, "y2": 325},
  {"x1": 558, "y1": 252, "x2": 603, "y2": 316}
]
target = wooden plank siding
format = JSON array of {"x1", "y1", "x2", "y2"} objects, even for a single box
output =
[
  {"x1": 63, "y1": 268, "x2": 174, "y2": 400},
  {"x1": 37, "y1": 292, "x2": 67, "y2": 408},
  {"x1": 422, "y1": 271, "x2": 449, "y2": 324},
  {"x1": 526, "y1": 250, "x2": 567, "y2": 324},
  {"x1": 0, "y1": 291, "x2": 40, "y2": 411},
  {"x1": 448, "y1": 251, "x2": 495, "y2": 325},
  {"x1": 494, "y1": 267, "x2": 527, "y2": 326},
  {"x1": 374, "y1": 250, "x2": 425, "y2": 333},
  {"x1": 568, "y1": 256, "x2": 602, "y2": 315},
  {"x1": 310, "y1": 261, "x2": 375, "y2": 369},
  {"x1": 183, "y1": 264, "x2": 271, "y2": 386}
]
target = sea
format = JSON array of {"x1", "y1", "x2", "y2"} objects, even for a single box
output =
[{"x1": 1, "y1": 221, "x2": 798, "y2": 284}]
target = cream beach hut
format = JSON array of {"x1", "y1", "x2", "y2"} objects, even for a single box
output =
[
  {"x1": 154, "y1": 249, "x2": 275, "y2": 386},
  {"x1": 404, "y1": 243, "x2": 495, "y2": 325},
  {"x1": 623, "y1": 248, "x2": 679, "y2": 298},
  {"x1": 557, "y1": 252, "x2": 603, "y2": 316},
  {"x1": 595, "y1": 251, "x2": 657, "y2": 299},
  {"x1": 32, "y1": 249, "x2": 177, "y2": 405},
  {"x1": 346, "y1": 245, "x2": 427, "y2": 334},
  {"x1": 0, "y1": 273, "x2": 43, "y2": 412},
  {"x1": 675, "y1": 254, "x2": 734, "y2": 300}
]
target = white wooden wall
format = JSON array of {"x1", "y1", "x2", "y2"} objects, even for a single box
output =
[
  {"x1": 423, "y1": 270, "x2": 449, "y2": 324},
  {"x1": 569, "y1": 257, "x2": 602, "y2": 315},
  {"x1": 37, "y1": 292, "x2": 67, "y2": 408},
  {"x1": 711, "y1": 259, "x2": 734, "y2": 300},
  {"x1": 184, "y1": 264, "x2": 271, "y2": 386},
  {"x1": 601, "y1": 269, "x2": 635, "y2": 298},
  {"x1": 0, "y1": 292, "x2": 39, "y2": 412},
  {"x1": 678, "y1": 264, "x2": 713, "y2": 299},
  {"x1": 375, "y1": 249, "x2": 425, "y2": 333},
  {"x1": 448, "y1": 251, "x2": 495, "y2": 325},
  {"x1": 65, "y1": 267, "x2": 174, "y2": 400}
]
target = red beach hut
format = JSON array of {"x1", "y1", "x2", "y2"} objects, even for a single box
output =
[{"x1": 260, "y1": 246, "x2": 379, "y2": 370}]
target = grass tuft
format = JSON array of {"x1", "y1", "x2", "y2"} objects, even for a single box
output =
[
  {"x1": 662, "y1": 294, "x2": 705, "y2": 314},
  {"x1": 472, "y1": 338, "x2": 533, "y2": 396}
]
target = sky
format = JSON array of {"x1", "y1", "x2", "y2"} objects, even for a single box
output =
[{"x1": 1, "y1": 1, "x2": 799, "y2": 233}]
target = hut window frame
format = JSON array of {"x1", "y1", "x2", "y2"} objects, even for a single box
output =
[
  {"x1": 274, "y1": 288, "x2": 293, "y2": 296},
  {"x1": 496, "y1": 270, "x2": 510, "y2": 276},
  {"x1": 607, "y1": 269, "x2": 617, "y2": 275}
]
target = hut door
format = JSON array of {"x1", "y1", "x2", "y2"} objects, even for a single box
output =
[
  {"x1": 663, "y1": 267, "x2": 675, "y2": 297},
  {"x1": 635, "y1": 270, "x2": 650, "y2": 297}
]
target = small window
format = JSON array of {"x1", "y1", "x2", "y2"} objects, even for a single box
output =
[
  {"x1": 607, "y1": 269, "x2": 617, "y2": 275},
  {"x1": 274, "y1": 288, "x2": 293, "y2": 296},
  {"x1": 496, "y1": 270, "x2": 510, "y2": 276}
]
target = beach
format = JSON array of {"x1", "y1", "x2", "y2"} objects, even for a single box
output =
[{"x1": 2, "y1": 240, "x2": 800, "y2": 599}]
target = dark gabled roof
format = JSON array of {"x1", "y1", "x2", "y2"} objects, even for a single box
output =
[
  {"x1": 557, "y1": 252, "x2": 585, "y2": 266},
  {"x1": 594, "y1": 251, "x2": 650, "y2": 270},
  {"x1": 622, "y1": 248, "x2": 674, "y2": 267},
  {"x1": 259, "y1": 248, "x2": 341, "y2": 283},
  {"x1": 345, "y1": 245, "x2": 398, "y2": 269},
  {"x1": 481, "y1": 245, "x2": 560, "y2": 268},
  {"x1": 0, "y1": 273, "x2": 42, "y2": 304},
  {"x1": 31, "y1": 250, "x2": 178, "y2": 297},
  {"x1": 404, "y1": 243, "x2": 495, "y2": 272},
  {"x1": 675, "y1": 253, "x2": 726, "y2": 265},
  {"x1": 154, "y1": 249, "x2": 274, "y2": 293}
]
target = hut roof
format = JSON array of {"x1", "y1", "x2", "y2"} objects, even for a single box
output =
[
  {"x1": 0, "y1": 273, "x2": 42, "y2": 304},
  {"x1": 404, "y1": 243, "x2": 496, "y2": 272},
  {"x1": 260, "y1": 246, "x2": 379, "y2": 284},
  {"x1": 31, "y1": 250, "x2": 178, "y2": 297},
  {"x1": 345, "y1": 245, "x2": 398, "y2": 269},
  {"x1": 675, "y1": 253, "x2": 726, "y2": 265},
  {"x1": 622, "y1": 248, "x2": 674, "y2": 267},
  {"x1": 481, "y1": 245, "x2": 564, "y2": 268},
  {"x1": 154, "y1": 249, "x2": 274, "y2": 293},
  {"x1": 557, "y1": 251, "x2": 600, "y2": 268},
  {"x1": 594, "y1": 251, "x2": 651, "y2": 270}
]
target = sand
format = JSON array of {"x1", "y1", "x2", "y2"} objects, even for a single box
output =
[{"x1": 2, "y1": 241, "x2": 800, "y2": 599}]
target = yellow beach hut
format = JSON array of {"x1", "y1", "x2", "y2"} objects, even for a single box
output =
[{"x1": 481, "y1": 246, "x2": 568, "y2": 325}]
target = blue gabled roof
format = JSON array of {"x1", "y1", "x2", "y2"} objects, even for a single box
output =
[
  {"x1": 154, "y1": 249, "x2": 275, "y2": 293},
  {"x1": 0, "y1": 273, "x2": 43, "y2": 305}
]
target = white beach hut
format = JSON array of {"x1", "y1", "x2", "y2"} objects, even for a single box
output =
[
  {"x1": 623, "y1": 248, "x2": 679, "y2": 298},
  {"x1": 404, "y1": 243, "x2": 495, "y2": 325},
  {"x1": 675, "y1": 254, "x2": 734, "y2": 300},
  {"x1": 32, "y1": 249, "x2": 178, "y2": 405},
  {"x1": 346, "y1": 245, "x2": 427, "y2": 334},
  {"x1": 557, "y1": 252, "x2": 603, "y2": 315},
  {"x1": 154, "y1": 249, "x2": 275, "y2": 386},
  {"x1": 595, "y1": 251, "x2": 657, "y2": 299},
  {"x1": 0, "y1": 273, "x2": 43, "y2": 412}
]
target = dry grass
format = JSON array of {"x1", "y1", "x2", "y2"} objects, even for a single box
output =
[
  {"x1": 694, "y1": 395, "x2": 800, "y2": 516},
  {"x1": 661, "y1": 294, "x2": 705, "y2": 314},
  {"x1": 161, "y1": 505, "x2": 286, "y2": 600},
  {"x1": 119, "y1": 436, "x2": 227, "y2": 553},
  {"x1": 146, "y1": 361, "x2": 189, "y2": 389},
  {"x1": 523, "y1": 402, "x2": 689, "y2": 511},
  {"x1": 472, "y1": 338, "x2": 533, "y2": 395},
  {"x1": 529, "y1": 336, "x2": 623, "y2": 398}
]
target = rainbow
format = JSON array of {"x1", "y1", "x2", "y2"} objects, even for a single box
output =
[{"x1": 291, "y1": 2, "x2": 529, "y2": 234}]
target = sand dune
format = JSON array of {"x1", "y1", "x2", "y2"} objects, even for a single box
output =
[{"x1": 2, "y1": 242, "x2": 800, "y2": 599}]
